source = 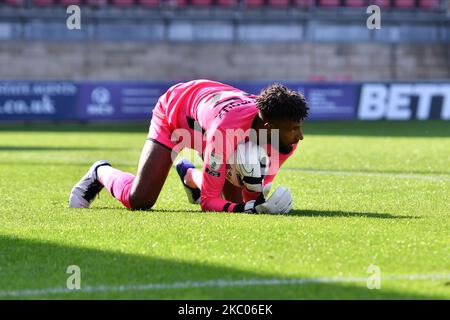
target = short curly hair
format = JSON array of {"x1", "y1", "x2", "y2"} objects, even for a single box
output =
[{"x1": 256, "y1": 84, "x2": 308, "y2": 122}]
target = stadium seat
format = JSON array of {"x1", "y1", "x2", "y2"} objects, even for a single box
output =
[
  {"x1": 4, "y1": 0, "x2": 25, "y2": 5},
  {"x1": 244, "y1": 0, "x2": 265, "y2": 8},
  {"x1": 308, "y1": 74, "x2": 327, "y2": 82},
  {"x1": 217, "y1": 0, "x2": 238, "y2": 6},
  {"x1": 293, "y1": 0, "x2": 311, "y2": 7},
  {"x1": 371, "y1": 0, "x2": 391, "y2": 8},
  {"x1": 60, "y1": 0, "x2": 83, "y2": 5},
  {"x1": 268, "y1": 0, "x2": 291, "y2": 7},
  {"x1": 111, "y1": 0, "x2": 135, "y2": 6},
  {"x1": 169, "y1": 0, "x2": 187, "y2": 7},
  {"x1": 85, "y1": 0, "x2": 108, "y2": 6},
  {"x1": 318, "y1": 0, "x2": 341, "y2": 7},
  {"x1": 334, "y1": 74, "x2": 353, "y2": 81},
  {"x1": 32, "y1": 0, "x2": 56, "y2": 5},
  {"x1": 394, "y1": 0, "x2": 415, "y2": 8},
  {"x1": 419, "y1": 0, "x2": 440, "y2": 9},
  {"x1": 139, "y1": 0, "x2": 160, "y2": 6},
  {"x1": 190, "y1": 0, "x2": 213, "y2": 6},
  {"x1": 345, "y1": 0, "x2": 365, "y2": 7}
]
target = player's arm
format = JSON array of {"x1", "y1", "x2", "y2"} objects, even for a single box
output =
[
  {"x1": 199, "y1": 128, "x2": 241, "y2": 212},
  {"x1": 200, "y1": 132, "x2": 292, "y2": 214},
  {"x1": 241, "y1": 143, "x2": 299, "y2": 203},
  {"x1": 200, "y1": 163, "x2": 292, "y2": 214},
  {"x1": 200, "y1": 159, "x2": 293, "y2": 214},
  {"x1": 199, "y1": 148, "x2": 235, "y2": 212}
]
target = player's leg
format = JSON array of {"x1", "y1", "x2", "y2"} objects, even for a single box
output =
[
  {"x1": 176, "y1": 159, "x2": 201, "y2": 204},
  {"x1": 183, "y1": 164, "x2": 202, "y2": 189},
  {"x1": 70, "y1": 139, "x2": 173, "y2": 210},
  {"x1": 178, "y1": 161, "x2": 243, "y2": 203},
  {"x1": 127, "y1": 139, "x2": 173, "y2": 210},
  {"x1": 98, "y1": 92, "x2": 177, "y2": 210},
  {"x1": 69, "y1": 94, "x2": 177, "y2": 210},
  {"x1": 222, "y1": 179, "x2": 243, "y2": 203}
]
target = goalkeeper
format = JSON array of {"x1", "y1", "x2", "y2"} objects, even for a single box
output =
[{"x1": 69, "y1": 80, "x2": 308, "y2": 214}]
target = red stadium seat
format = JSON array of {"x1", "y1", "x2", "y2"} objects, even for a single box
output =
[
  {"x1": 32, "y1": 0, "x2": 55, "y2": 5},
  {"x1": 268, "y1": 0, "x2": 290, "y2": 7},
  {"x1": 4, "y1": 0, "x2": 25, "y2": 5},
  {"x1": 308, "y1": 74, "x2": 327, "y2": 82},
  {"x1": 169, "y1": 0, "x2": 187, "y2": 7},
  {"x1": 346, "y1": 0, "x2": 365, "y2": 7},
  {"x1": 371, "y1": 0, "x2": 391, "y2": 8},
  {"x1": 111, "y1": 0, "x2": 135, "y2": 6},
  {"x1": 334, "y1": 74, "x2": 353, "y2": 82},
  {"x1": 139, "y1": 0, "x2": 160, "y2": 6},
  {"x1": 217, "y1": 0, "x2": 238, "y2": 6},
  {"x1": 394, "y1": 0, "x2": 415, "y2": 8},
  {"x1": 60, "y1": 0, "x2": 83, "y2": 5},
  {"x1": 419, "y1": 0, "x2": 439, "y2": 9},
  {"x1": 318, "y1": 0, "x2": 341, "y2": 7},
  {"x1": 244, "y1": 0, "x2": 265, "y2": 7},
  {"x1": 293, "y1": 0, "x2": 312, "y2": 7},
  {"x1": 85, "y1": 0, "x2": 108, "y2": 6},
  {"x1": 190, "y1": 0, "x2": 213, "y2": 6}
]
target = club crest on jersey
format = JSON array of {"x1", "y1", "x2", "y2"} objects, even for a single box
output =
[
  {"x1": 209, "y1": 151, "x2": 222, "y2": 171},
  {"x1": 205, "y1": 167, "x2": 221, "y2": 177}
]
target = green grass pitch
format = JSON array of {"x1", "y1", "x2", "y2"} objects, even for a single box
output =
[{"x1": 0, "y1": 121, "x2": 449, "y2": 299}]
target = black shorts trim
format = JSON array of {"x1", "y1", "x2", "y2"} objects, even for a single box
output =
[
  {"x1": 147, "y1": 138, "x2": 174, "y2": 152},
  {"x1": 223, "y1": 203, "x2": 232, "y2": 212},
  {"x1": 186, "y1": 116, "x2": 206, "y2": 134},
  {"x1": 233, "y1": 203, "x2": 246, "y2": 213}
]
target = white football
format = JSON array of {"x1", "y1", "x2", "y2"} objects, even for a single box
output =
[{"x1": 225, "y1": 140, "x2": 269, "y2": 192}]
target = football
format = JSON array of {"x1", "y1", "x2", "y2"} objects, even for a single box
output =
[{"x1": 225, "y1": 140, "x2": 269, "y2": 192}]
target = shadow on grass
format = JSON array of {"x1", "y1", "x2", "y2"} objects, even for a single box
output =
[
  {"x1": 0, "y1": 146, "x2": 135, "y2": 152},
  {"x1": 92, "y1": 207, "x2": 418, "y2": 220},
  {"x1": 148, "y1": 208, "x2": 418, "y2": 219},
  {"x1": 1, "y1": 121, "x2": 449, "y2": 137},
  {"x1": 0, "y1": 235, "x2": 440, "y2": 299},
  {"x1": 91, "y1": 207, "x2": 203, "y2": 214},
  {"x1": 284, "y1": 167, "x2": 450, "y2": 177},
  {"x1": 287, "y1": 210, "x2": 419, "y2": 219}
]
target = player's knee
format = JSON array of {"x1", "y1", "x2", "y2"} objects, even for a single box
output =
[
  {"x1": 129, "y1": 201, "x2": 155, "y2": 211},
  {"x1": 128, "y1": 195, "x2": 155, "y2": 211}
]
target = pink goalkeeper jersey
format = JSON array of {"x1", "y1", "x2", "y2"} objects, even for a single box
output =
[{"x1": 160, "y1": 79, "x2": 297, "y2": 212}]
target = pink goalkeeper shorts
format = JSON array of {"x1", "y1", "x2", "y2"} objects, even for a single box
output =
[{"x1": 147, "y1": 99, "x2": 177, "y2": 151}]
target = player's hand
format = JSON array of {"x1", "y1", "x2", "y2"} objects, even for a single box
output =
[{"x1": 244, "y1": 183, "x2": 293, "y2": 214}]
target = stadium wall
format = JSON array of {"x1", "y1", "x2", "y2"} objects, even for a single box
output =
[{"x1": 0, "y1": 42, "x2": 449, "y2": 81}]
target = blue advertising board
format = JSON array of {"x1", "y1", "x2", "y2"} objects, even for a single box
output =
[
  {"x1": 1, "y1": 81, "x2": 449, "y2": 121},
  {"x1": 77, "y1": 82, "x2": 172, "y2": 121},
  {"x1": 0, "y1": 81, "x2": 79, "y2": 121}
]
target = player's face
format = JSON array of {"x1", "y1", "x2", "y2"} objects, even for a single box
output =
[{"x1": 268, "y1": 119, "x2": 304, "y2": 153}]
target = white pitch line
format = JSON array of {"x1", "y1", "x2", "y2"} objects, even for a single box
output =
[
  {"x1": 283, "y1": 168, "x2": 450, "y2": 182},
  {"x1": 0, "y1": 274, "x2": 448, "y2": 298},
  {"x1": 8, "y1": 157, "x2": 450, "y2": 182}
]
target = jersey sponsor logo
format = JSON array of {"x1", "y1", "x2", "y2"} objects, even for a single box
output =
[
  {"x1": 216, "y1": 99, "x2": 255, "y2": 119},
  {"x1": 209, "y1": 151, "x2": 222, "y2": 171},
  {"x1": 205, "y1": 167, "x2": 221, "y2": 177}
]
